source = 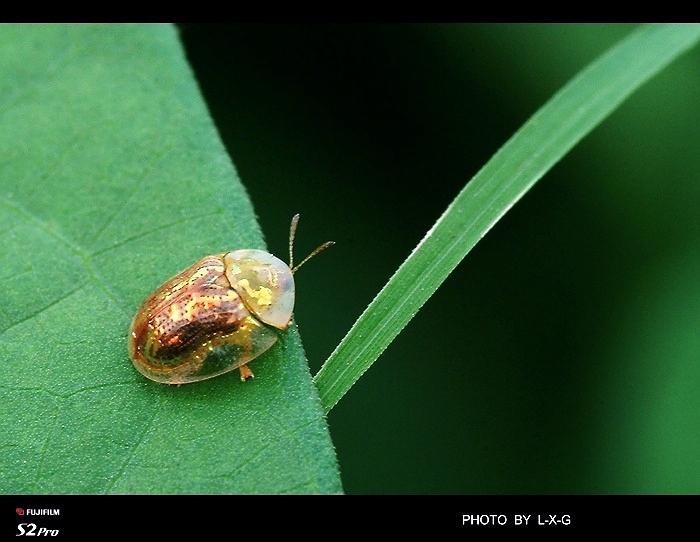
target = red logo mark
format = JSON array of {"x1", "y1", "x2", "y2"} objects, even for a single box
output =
[{"x1": 16, "y1": 508, "x2": 24, "y2": 515}]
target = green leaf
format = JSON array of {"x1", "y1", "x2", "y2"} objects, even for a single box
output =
[
  {"x1": 313, "y1": 23, "x2": 700, "y2": 412},
  {"x1": 0, "y1": 24, "x2": 341, "y2": 493}
]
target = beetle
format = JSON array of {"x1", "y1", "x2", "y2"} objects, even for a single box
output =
[{"x1": 128, "y1": 214, "x2": 333, "y2": 384}]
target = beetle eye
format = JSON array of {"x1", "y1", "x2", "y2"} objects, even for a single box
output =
[{"x1": 224, "y1": 249, "x2": 295, "y2": 330}]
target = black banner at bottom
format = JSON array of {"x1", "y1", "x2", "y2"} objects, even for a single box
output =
[{"x1": 2, "y1": 494, "x2": 696, "y2": 537}]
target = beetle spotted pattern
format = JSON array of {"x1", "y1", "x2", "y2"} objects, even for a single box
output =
[{"x1": 128, "y1": 215, "x2": 333, "y2": 384}]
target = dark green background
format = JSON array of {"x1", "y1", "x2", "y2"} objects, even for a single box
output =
[{"x1": 178, "y1": 24, "x2": 700, "y2": 493}]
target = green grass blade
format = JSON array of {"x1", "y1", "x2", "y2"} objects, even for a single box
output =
[{"x1": 313, "y1": 24, "x2": 700, "y2": 413}]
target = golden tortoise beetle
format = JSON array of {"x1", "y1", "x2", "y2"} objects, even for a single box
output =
[{"x1": 128, "y1": 215, "x2": 333, "y2": 384}]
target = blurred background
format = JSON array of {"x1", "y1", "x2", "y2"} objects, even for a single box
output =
[{"x1": 178, "y1": 24, "x2": 700, "y2": 493}]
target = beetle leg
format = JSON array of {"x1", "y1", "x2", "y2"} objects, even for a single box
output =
[{"x1": 239, "y1": 364, "x2": 254, "y2": 381}]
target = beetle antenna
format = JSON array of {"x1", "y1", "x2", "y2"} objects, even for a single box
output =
[
  {"x1": 289, "y1": 214, "x2": 334, "y2": 275},
  {"x1": 289, "y1": 213, "x2": 300, "y2": 270},
  {"x1": 292, "y1": 241, "x2": 335, "y2": 275}
]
